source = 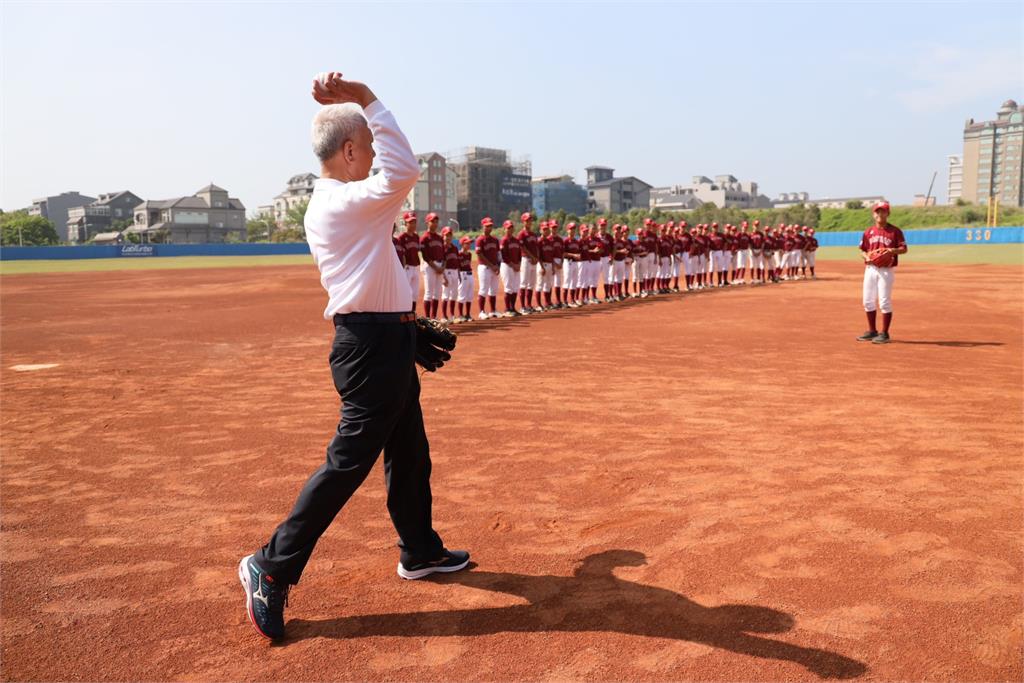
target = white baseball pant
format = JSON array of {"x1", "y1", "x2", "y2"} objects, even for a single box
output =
[
  {"x1": 863, "y1": 265, "x2": 894, "y2": 313},
  {"x1": 477, "y1": 264, "x2": 499, "y2": 297},
  {"x1": 553, "y1": 259, "x2": 562, "y2": 288},
  {"x1": 537, "y1": 263, "x2": 554, "y2": 293},
  {"x1": 737, "y1": 249, "x2": 751, "y2": 268},
  {"x1": 441, "y1": 268, "x2": 458, "y2": 301},
  {"x1": 520, "y1": 258, "x2": 537, "y2": 290},
  {"x1": 500, "y1": 262, "x2": 521, "y2": 294},
  {"x1": 404, "y1": 265, "x2": 420, "y2": 301},
  {"x1": 457, "y1": 270, "x2": 474, "y2": 303},
  {"x1": 421, "y1": 263, "x2": 443, "y2": 301}
]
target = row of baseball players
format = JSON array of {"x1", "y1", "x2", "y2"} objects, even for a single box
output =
[{"x1": 393, "y1": 211, "x2": 820, "y2": 323}]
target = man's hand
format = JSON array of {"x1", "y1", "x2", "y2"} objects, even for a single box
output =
[{"x1": 312, "y1": 72, "x2": 377, "y2": 108}]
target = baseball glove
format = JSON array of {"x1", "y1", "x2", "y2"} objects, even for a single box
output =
[
  {"x1": 867, "y1": 248, "x2": 895, "y2": 268},
  {"x1": 414, "y1": 317, "x2": 457, "y2": 372}
]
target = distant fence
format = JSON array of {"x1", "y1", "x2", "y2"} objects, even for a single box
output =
[
  {"x1": 0, "y1": 242, "x2": 313, "y2": 261},
  {"x1": 1, "y1": 227, "x2": 1021, "y2": 261}
]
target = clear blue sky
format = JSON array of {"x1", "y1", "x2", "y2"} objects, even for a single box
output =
[{"x1": 2, "y1": 1, "x2": 1021, "y2": 213}]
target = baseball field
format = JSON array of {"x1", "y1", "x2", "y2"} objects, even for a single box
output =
[{"x1": 1, "y1": 250, "x2": 1021, "y2": 681}]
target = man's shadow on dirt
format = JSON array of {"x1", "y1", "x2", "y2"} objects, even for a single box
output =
[{"x1": 289, "y1": 550, "x2": 867, "y2": 679}]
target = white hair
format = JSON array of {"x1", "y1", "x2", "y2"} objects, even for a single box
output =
[{"x1": 311, "y1": 104, "x2": 367, "y2": 162}]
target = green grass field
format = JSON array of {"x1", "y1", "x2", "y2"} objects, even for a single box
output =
[
  {"x1": 815, "y1": 244, "x2": 1023, "y2": 266},
  {"x1": 1, "y1": 244, "x2": 1021, "y2": 275}
]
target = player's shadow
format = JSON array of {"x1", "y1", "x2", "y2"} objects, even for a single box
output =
[
  {"x1": 288, "y1": 550, "x2": 867, "y2": 679},
  {"x1": 893, "y1": 340, "x2": 1004, "y2": 348}
]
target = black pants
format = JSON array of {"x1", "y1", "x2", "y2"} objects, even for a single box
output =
[{"x1": 255, "y1": 318, "x2": 443, "y2": 584}]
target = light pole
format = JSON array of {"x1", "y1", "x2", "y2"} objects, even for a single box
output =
[{"x1": 448, "y1": 218, "x2": 461, "y2": 233}]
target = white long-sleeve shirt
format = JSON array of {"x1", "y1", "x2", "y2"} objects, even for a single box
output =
[{"x1": 304, "y1": 100, "x2": 421, "y2": 318}]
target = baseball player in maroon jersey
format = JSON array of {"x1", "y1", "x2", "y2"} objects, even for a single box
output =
[
  {"x1": 456, "y1": 237, "x2": 474, "y2": 322},
  {"x1": 723, "y1": 225, "x2": 736, "y2": 285},
  {"x1": 499, "y1": 219, "x2": 523, "y2": 316},
  {"x1": 749, "y1": 220, "x2": 764, "y2": 284},
  {"x1": 538, "y1": 221, "x2": 557, "y2": 309},
  {"x1": 858, "y1": 201, "x2": 907, "y2": 344},
  {"x1": 475, "y1": 217, "x2": 501, "y2": 319},
  {"x1": 419, "y1": 215, "x2": 445, "y2": 319},
  {"x1": 709, "y1": 223, "x2": 726, "y2": 287},
  {"x1": 620, "y1": 225, "x2": 634, "y2": 298},
  {"x1": 549, "y1": 220, "x2": 565, "y2": 308},
  {"x1": 772, "y1": 226, "x2": 785, "y2": 282},
  {"x1": 805, "y1": 228, "x2": 819, "y2": 279},
  {"x1": 517, "y1": 213, "x2": 541, "y2": 313},
  {"x1": 641, "y1": 220, "x2": 659, "y2": 296},
  {"x1": 440, "y1": 227, "x2": 460, "y2": 322},
  {"x1": 671, "y1": 224, "x2": 685, "y2": 292},
  {"x1": 609, "y1": 225, "x2": 629, "y2": 300},
  {"x1": 793, "y1": 226, "x2": 808, "y2": 280},
  {"x1": 596, "y1": 218, "x2": 613, "y2": 301},
  {"x1": 736, "y1": 222, "x2": 752, "y2": 284},
  {"x1": 677, "y1": 225, "x2": 692, "y2": 291},
  {"x1": 655, "y1": 224, "x2": 672, "y2": 294},
  {"x1": 630, "y1": 224, "x2": 645, "y2": 297},
  {"x1": 396, "y1": 212, "x2": 421, "y2": 312},
  {"x1": 587, "y1": 225, "x2": 606, "y2": 303},
  {"x1": 577, "y1": 225, "x2": 592, "y2": 304},
  {"x1": 393, "y1": 226, "x2": 404, "y2": 267},
  {"x1": 562, "y1": 222, "x2": 581, "y2": 307}
]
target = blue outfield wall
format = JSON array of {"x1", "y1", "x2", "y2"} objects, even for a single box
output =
[
  {"x1": 1, "y1": 227, "x2": 1021, "y2": 260},
  {"x1": 813, "y1": 226, "x2": 1023, "y2": 247}
]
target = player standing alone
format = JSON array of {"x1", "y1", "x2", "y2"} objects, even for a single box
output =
[{"x1": 858, "y1": 201, "x2": 906, "y2": 344}]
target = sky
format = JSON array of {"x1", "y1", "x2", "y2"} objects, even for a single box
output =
[{"x1": 2, "y1": 1, "x2": 1022, "y2": 214}]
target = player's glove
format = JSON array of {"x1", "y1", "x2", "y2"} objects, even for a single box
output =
[
  {"x1": 414, "y1": 317, "x2": 457, "y2": 372},
  {"x1": 866, "y1": 248, "x2": 895, "y2": 268}
]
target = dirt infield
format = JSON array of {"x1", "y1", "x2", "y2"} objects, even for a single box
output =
[{"x1": 2, "y1": 261, "x2": 1021, "y2": 681}]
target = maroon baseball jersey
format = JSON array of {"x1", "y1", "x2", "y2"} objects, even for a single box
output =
[
  {"x1": 599, "y1": 232, "x2": 614, "y2": 255},
  {"x1": 860, "y1": 224, "x2": 907, "y2": 267},
  {"x1": 443, "y1": 243, "x2": 460, "y2": 270},
  {"x1": 539, "y1": 237, "x2": 555, "y2": 263},
  {"x1": 750, "y1": 232, "x2": 764, "y2": 250},
  {"x1": 563, "y1": 236, "x2": 581, "y2": 261},
  {"x1": 807, "y1": 236, "x2": 819, "y2": 252},
  {"x1": 738, "y1": 232, "x2": 751, "y2": 249},
  {"x1": 641, "y1": 230, "x2": 658, "y2": 255},
  {"x1": 657, "y1": 237, "x2": 673, "y2": 257},
  {"x1": 393, "y1": 235, "x2": 403, "y2": 264},
  {"x1": 420, "y1": 231, "x2": 444, "y2": 263},
  {"x1": 517, "y1": 229, "x2": 539, "y2": 259},
  {"x1": 500, "y1": 235, "x2": 522, "y2": 264},
  {"x1": 612, "y1": 238, "x2": 628, "y2": 261},
  {"x1": 709, "y1": 233, "x2": 725, "y2": 251},
  {"x1": 679, "y1": 233, "x2": 692, "y2": 254},
  {"x1": 475, "y1": 234, "x2": 499, "y2": 266},
  {"x1": 550, "y1": 234, "x2": 564, "y2": 261},
  {"x1": 783, "y1": 235, "x2": 796, "y2": 251},
  {"x1": 397, "y1": 231, "x2": 421, "y2": 266},
  {"x1": 794, "y1": 234, "x2": 807, "y2": 249},
  {"x1": 458, "y1": 251, "x2": 472, "y2": 272}
]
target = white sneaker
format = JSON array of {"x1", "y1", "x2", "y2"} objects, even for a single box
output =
[{"x1": 477, "y1": 312, "x2": 488, "y2": 320}]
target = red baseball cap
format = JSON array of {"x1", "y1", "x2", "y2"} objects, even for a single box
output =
[
  {"x1": 403, "y1": 211, "x2": 417, "y2": 221},
  {"x1": 680, "y1": 221, "x2": 688, "y2": 227},
  {"x1": 441, "y1": 226, "x2": 452, "y2": 235},
  {"x1": 459, "y1": 236, "x2": 471, "y2": 245},
  {"x1": 425, "y1": 212, "x2": 439, "y2": 222},
  {"x1": 873, "y1": 201, "x2": 890, "y2": 212},
  {"x1": 753, "y1": 219, "x2": 760, "y2": 226},
  {"x1": 481, "y1": 217, "x2": 494, "y2": 227},
  {"x1": 566, "y1": 221, "x2": 577, "y2": 229},
  {"x1": 712, "y1": 222, "x2": 719, "y2": 228},
  {"x1": 741, "y1": 221, "x2": 748, "y2": 228},
  {"x1": 598, "y1": 218, "x2": 608, "y2": 226},
  {"x1": 521, "y1": 212, "x2": 534, "y2": 222},
  {"x1": 502, "y1": 220, "x2": 514, "y2": 229},
  {"x1": 549, "y1": 219, "x2": 559, "y2": 228},
  {"x1": 539, "y1": 220, "x2": 548, "y2": 228}
]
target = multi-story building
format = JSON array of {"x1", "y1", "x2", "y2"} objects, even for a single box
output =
[
  {"x1": 128, "y1": 183, "x2": 246, "y2": 243},
  {"x1": 400, "y1": 153, "x2": 458, "y2": 227},
  {"x1": 772, "y1": 193, "x2": 887, "y2": 209},
  {"x1": 447, "y1": 147, "x2": 532, "y2": 230},
  {"x1": 532, "y1": 175, "x2": 587, "y2": 216},
  {"x1": 29, "y1": 191, "x2": 96, "y2": 242},
  {"x1": 263, "y1": 173, "x2": 317, "y2": 224},
  {"x1": 652, "y1": 174, "x2": 771, "y2": 210},
  {"x1": 961, "y1": 99, "x2": 1024, "y2": 207},
  {"x1": 947, "y1": 154, "x2": 963, "y2": 204},
  {"x1": 649, "y1": 186, "x2": 704, "y2": 212},
  {"x1": 66, "y1": 191, "x2": 143, "y2": 243},
  {"x1": 585, "y1": 166, "x2": 652, "y2": 213}
]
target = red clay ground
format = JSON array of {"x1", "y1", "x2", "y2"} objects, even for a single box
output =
[{"x1": 1, "y1": 260, "x2": 1021, "y2": 682}]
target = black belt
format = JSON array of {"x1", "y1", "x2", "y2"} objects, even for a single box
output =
[{"x1": 333, "y1": 312, "x2": 415, "y2": 325}]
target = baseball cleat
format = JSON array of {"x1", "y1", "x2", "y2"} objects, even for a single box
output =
[
  {"x1": 238, "y1": 554, "x2": 289, "y2": 641},
  {"x1": 857, "y1": 330, "x2": 879, "y2": 341},
  {"x1": 397, "y1": 549, "x2": 470, "y2": 580},
  {"x1": 477, "y1": 312, "x2": 488, "y2": 320},
  {"x1": 872, "y1": 332, "x2": 891, "y2": 344}
]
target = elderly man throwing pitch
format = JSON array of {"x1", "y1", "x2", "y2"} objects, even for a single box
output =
[{"x1": 238, "y1": 72, "x2": 469, "y2": 641}]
